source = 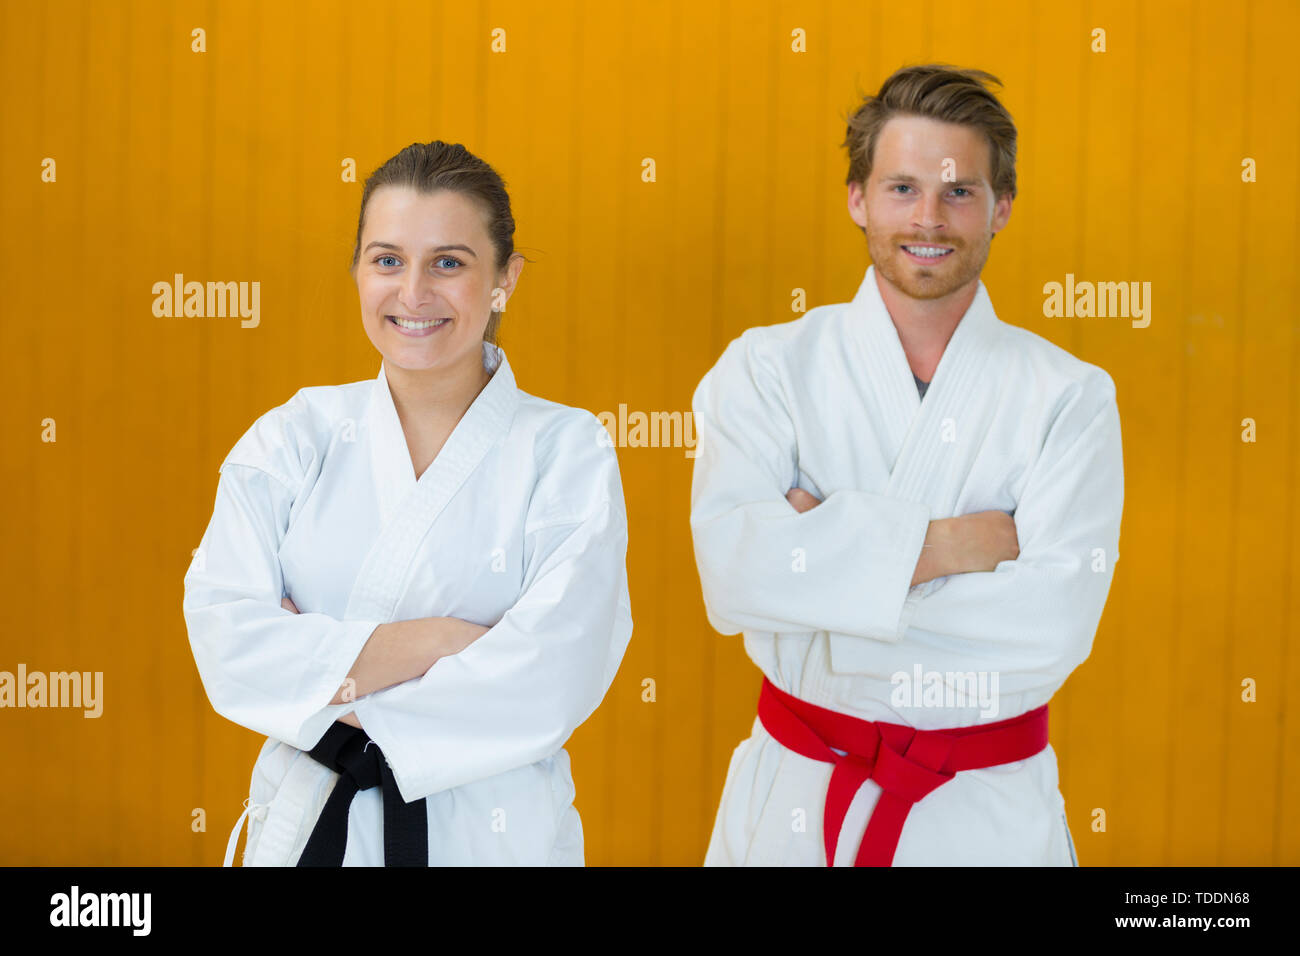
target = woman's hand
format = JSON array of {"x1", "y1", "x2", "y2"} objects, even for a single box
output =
[
  {"x1": 282, "y1": 595, "x2": 364, "y2": 729},
  {"x1": 281, "y1": 596, "x2": 488, "y2": 714},
  {"x1": 434, "y1": 618, "x2": 491, "y2": 658},
  {"x1": 284, "y1": 595, "x2": 487, "y2": 660}
]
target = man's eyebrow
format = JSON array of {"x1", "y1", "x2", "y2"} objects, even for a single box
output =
[
  {"x1": 361, "y1": 241, "x2": 479, "y2": 258},
  {"x1": 882, "y1": 173, "x2": 982, "y2": 187}
]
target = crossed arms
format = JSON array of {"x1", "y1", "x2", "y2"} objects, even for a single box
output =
[{"x1": 689, "y1": 332, "x2": 1123, "y2": 675}]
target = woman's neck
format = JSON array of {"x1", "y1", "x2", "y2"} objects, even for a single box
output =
[{"x1": 384, "y1": 349, "x2": 493, "y2": 432}]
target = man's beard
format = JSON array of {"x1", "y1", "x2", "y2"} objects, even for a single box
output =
[{"x1": 866, "y1": 228, "x2": 989, "y2": 301}]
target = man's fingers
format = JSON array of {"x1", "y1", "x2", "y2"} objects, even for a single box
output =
[
  {"x1": 281, "y1": 596, "x2": 299, "y2": 614},
  {"x1": 785, "y1": 488, "x2": 823, "y2": 513}
]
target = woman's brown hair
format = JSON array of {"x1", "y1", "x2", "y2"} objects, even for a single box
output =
[
  {"x1": 842, "y1": 63, "x2": 1017, "y2": 202},
  {"x1": 350, "y1": 141, "x2": 523, "y2": 346}
]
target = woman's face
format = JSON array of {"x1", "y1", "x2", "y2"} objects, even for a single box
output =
[{"x1": 354, "y1": 185, "x2": 521, "y2": 373}]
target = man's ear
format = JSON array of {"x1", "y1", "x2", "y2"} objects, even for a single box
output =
[{"x1": 991, "y1": 192, "x2": 1013, "y2": 234}]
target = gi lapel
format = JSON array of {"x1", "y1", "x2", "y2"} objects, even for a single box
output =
[
  {"x1": 346, "y1": 342, "x2": 520, "y2": 623},
  {"x1": 849, "y1": 264, "x2": 1002, "y2": 518},
  {"x1": 844, "y1": 266, "x2": 920, "y2": 476},
  {"x1": 368, "y1": 361, "x2": 417, "y2": 535},
  {"x1": 829, "y1": 267, "x2": 1005, "y2": 672}
]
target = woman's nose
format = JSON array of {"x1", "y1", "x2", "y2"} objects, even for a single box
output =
[{"x1": 398, "y1": 270, "x2": 432, "y2": 311}]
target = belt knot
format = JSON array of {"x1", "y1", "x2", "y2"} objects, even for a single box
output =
[
  {"x1": 756, "y1": 677, "x2": 1049, "y2": 866},
  {"x1": 872, "y1": 730, "x2": 956, "y2": 805},
  {"x1": 297, "y1": 721, "x2": 429, "y2": 867}
]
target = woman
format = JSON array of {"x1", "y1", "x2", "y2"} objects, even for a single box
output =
[{"x1": 183, "y1": 141, "x2": 633, "y2": 866}]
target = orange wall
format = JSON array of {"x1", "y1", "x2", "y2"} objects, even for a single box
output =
[{"x1": 1, "y1": 0, "x2": 1296, "y2": 865}]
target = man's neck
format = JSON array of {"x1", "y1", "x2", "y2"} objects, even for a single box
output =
[{"x1": 874, "y1": 270, "x2": 979, "y2": 382}]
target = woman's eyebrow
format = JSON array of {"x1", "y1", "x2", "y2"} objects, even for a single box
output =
[{"x1": 362, "y1": 241, "x2": 478, "y2": 258}]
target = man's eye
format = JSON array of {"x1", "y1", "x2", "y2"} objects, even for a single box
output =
[
  {"x1": 892, "y1": 184, "x2": 911, "y2": 194},
  {"x1": 952, "y1": 188, "x2": 970, "y2": 197}
]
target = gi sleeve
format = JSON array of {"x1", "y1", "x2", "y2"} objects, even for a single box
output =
[
  {"x1": 906, "y1": 377, "x2": 1124, "y2": 682},
  {"x1": 352, "y1": 430, "x2": 634, "y2": 802},
  {"x1": 689, "y1": 331, "x2": 931, "y2": 642},
  {"x1": 183, "y1": 462, "x2": 382, "y2": 750}
]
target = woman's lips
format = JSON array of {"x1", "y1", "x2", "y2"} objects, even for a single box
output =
[{"x1": 388, "y1": 316, "x2": 450, "y2": 337}]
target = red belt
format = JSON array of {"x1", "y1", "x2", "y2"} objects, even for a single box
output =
[{"x1": 756, "y1": 676, "x2": 1049, "y2": 866}]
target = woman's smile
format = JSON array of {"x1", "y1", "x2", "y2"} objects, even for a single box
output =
[{"x1": 388, "y1": 314, "x2": 452, "y2": 337}]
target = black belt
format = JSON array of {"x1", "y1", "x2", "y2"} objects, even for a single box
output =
[{"x1": 296, "y1": 721, "x2": 429, "y2": 866}]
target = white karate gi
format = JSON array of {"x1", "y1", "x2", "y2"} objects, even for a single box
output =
[
  {"x1": 690, "y1": 265, "x2": 1123, "y2": 866},
  {"x1": 184, "y1": 342, "x2": 633, "y2": 866}
]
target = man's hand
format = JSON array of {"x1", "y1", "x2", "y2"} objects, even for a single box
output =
[
  {"x1": 781, "y1": 487, "x2": 1019, "y2": 589},
  {"x1": 786, "y1": 487, "x2": 822, "y2": 513},
  {"x1": 943, "y1": 510, "x2": 1020, "y2": 573},
  {"x1": 783, "y1": 481, "x2": 1022, "y2": 596},
  {"x1": 281, "y1": 596, "x2": 299, "y2": 614},
  {"x1": 914, "y1": 511, "x2": 1020, "y2": 586}
]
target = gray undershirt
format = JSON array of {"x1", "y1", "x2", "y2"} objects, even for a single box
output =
[{"x1": 914, "y1": 373, "x2": 930, "y2": 399}]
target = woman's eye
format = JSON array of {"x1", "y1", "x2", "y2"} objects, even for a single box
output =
[{"x1": 374, "y1": 255, "x2": 462, "y2": 269}]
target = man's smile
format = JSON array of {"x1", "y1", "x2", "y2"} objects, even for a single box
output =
[{"x1": 901, "y1": 244, "x2": 954, "y2": 262}]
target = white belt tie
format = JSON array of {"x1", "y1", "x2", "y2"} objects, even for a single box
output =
[{"x1": 223, "y1": 798, "x2": 269, "y2": 867}]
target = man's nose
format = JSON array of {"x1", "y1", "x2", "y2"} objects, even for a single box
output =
[{"x1": 912, "y1": 192, "x2": 947, "y2": 232}]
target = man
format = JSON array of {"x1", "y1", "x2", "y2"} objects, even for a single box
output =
[{"x1": 689, "y1": 64, "x2": 1123, "y2": 866}]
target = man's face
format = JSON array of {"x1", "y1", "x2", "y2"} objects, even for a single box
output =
[{"x1": 848, "y1": 115, "x2": 1012, "y2": 301}]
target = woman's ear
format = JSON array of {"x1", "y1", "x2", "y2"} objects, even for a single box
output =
[{"x1": 498, "y1": 253, "x2": 525, "y2": 303}]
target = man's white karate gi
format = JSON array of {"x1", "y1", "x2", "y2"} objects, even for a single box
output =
[{"x1": 690, "y1": 263, "x2": 1123, "y2": 865}]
